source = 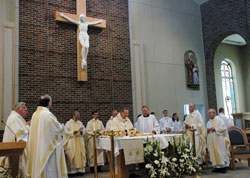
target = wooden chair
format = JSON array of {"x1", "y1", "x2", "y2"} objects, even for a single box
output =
[{"x1": 228, "y1": 126, "x2": 250, "y2": 170}]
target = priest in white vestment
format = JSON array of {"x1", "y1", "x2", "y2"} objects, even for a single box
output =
[
  {"x1": 207, "y1": 109, "x2": 230, "y2": 173},
  {"x1": 26, "y1": 95, "x2": 67, "y2": 178},
  {"x1": 0, "y1": 102, "x2": 29, "y2": 175},
  {"x1": 218, "y1": 108, "x2": 234, "y2": 128},
  {"x1": 86, "y1": 111, "x2": 105, "y2": 171},
  {"x1": 105, "y1": 110, "x2": 118, "y2": 131},
  {"x1": 159, "y1": 109, "x2": 175, "y2": 134},
  {"x1": 185, "y1": 104, "x2": 206, "y2": 164},
  {"x1": 136, "y1": 106, "x2": 160, "y2": 134},
  {"x1": 64, "y1": 111, "x2": 86, "y2": 174},
  {"x1": 112, "y1": 108, "x2": 133, "y2": 132}
]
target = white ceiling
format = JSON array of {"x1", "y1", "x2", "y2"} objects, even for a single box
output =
[
  {"x1": 192, "y1": 0, "x2": 209, "y2": 5},
  {"x1": 222, "y1": 34, "x2": 247, "y2": 46}
]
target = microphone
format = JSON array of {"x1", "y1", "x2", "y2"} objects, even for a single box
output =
[{"x1": 4, "y1": 123, "x2": 17, "y2": 142}]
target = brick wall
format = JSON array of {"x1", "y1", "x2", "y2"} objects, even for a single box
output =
[
  {"x1": 201, "y1": 0, "x2": 250, "y2": 110},
  {"x1": 19, "y1": 0, "x2": 132, "y2": 125}
]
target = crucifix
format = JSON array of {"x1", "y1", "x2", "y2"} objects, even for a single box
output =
[{"x1": 55, "y1": 0, "x2": 106, "y2": 81}]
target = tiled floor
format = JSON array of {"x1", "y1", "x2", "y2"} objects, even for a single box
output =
[{"x1": 69, "y1": 162, "x2": 250, "y2": 178}]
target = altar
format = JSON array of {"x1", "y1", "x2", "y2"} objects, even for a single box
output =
[{"x1": 96, "y1": 134, "x2": 182, "y2": 178}]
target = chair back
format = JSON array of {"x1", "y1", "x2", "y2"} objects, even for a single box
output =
[{"x1": 228, "y1": 126, "x2": 248, "y2": 146}]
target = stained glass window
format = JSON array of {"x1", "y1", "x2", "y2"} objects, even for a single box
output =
[{"x1": 221, "y1": 60, "x2": 236, "y2": 117}]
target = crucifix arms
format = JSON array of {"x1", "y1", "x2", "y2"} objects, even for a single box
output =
[
  {"x1": 60, "y1": 13, "x2": 80, "y2": 25},
  {"x1": 88, "y1": 19, "x2": 103, "y2": 26},
  {"x1": 60, "y1": 13, "x2": 103, "y2": 26}
]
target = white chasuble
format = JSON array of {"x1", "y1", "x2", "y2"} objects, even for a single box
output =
[
  {"x1": 26, "y1": 106, "x2": 67, "y2": 178},
  {"x1": 112, "y1": 113, "x2": 133, "y2": 131},
  {"x1": 0, "y1": 111, "x2": 29, "y2": 175},
  {"x1": 185, "y1": 110, "x2": 206, "y2": 163},
  {"x1": 106, "y1": 116, "x2": 115, "y2": 131}
]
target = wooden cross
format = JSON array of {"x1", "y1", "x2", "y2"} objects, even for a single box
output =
[{"x1": 55, "y1": 0, "x2": 106, "y2": 81}]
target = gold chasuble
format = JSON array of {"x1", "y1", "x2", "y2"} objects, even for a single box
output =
[
  {"x1": 26, "y1": 106, "x2": 67, "y2": 178},
  {"x1": 64, "y1": 119, "x2": 86, "y2": 174},
  {"x1": 185, "y1": 110, "x2": 206, "y2": 164},
  {"x1": 207, "y1": 116, "x2": 230, "y2": 167}
]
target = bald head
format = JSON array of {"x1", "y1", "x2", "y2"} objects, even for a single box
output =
[
  {"x1": 189, "y1": 104, "x2": 195, "y2": 113},
  {"x1": 208, "y1": 109, "x2": 216, "y2": 119}
]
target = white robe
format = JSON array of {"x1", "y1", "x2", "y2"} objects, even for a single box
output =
[
  {"x1": 218, "y1": 113, "x2": 234, "y2": 128},
  {"x1": 136, "y1": 114, "x2": 160, "y2": 134},
  {"x1": 86, "y1": 119, "x2": 105, "y2": 167},
  {"x1": 26, "y1": 106, "x2": 67, "y2": 178},
  {"x1": 134, "y1": 122, "x2": 138, "y2": 129},
  {"x1": 0, "y1": 111, "x2": 29, "y2": 175},
  {"x1": 173, "y1": 120, "x2": 185, "y2": 133},
  {"x1": 185, "y1": 110, "x2": 206, "y2": 164},
  {"x1": 112, "y1": 113, "x2": 133, "y2": 131},
  {"x1": 159, "y1": 117, "x2": 175, "y2": 134},
  {"x1": 207, "y1": 116, "x2": 230, "y2": 167},
  {"x1": 105, "y1": 116, "x2": 115, "y2": 131},
  {"x1": 64, "y1": 119, "x2": 86, "y2": 174}
]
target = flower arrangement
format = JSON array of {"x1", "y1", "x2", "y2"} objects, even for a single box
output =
[{"x1": 144, "y1": 136, "x2": 201, "y2": 178}]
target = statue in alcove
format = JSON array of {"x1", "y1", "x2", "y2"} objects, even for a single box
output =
[
  {"x1": 184, "y1": 51, "x2": 199, "y2": 89},
  {"x1": 193, "y1": 64, "x2": 199, "y2": 84}
]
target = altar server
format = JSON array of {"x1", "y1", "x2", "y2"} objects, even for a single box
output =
[
  {"x1": 136, "y1": 106, "x2": 160, "y2": 134},
  {"x1": 159, "y1": 109, "x2": 175, "y2": 134}
]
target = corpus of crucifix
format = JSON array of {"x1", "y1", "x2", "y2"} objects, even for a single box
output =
[{"x1": 55, "y1": 0, "x2": 106, "y2": 81}]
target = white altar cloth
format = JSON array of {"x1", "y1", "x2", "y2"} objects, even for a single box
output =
[{"x1": 96, "y1": 134, "x2": 182, "y2": 157}]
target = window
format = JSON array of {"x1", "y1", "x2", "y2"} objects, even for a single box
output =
[{"x1": 221, "y1": 60, "x2": 236, "y2": 117}]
